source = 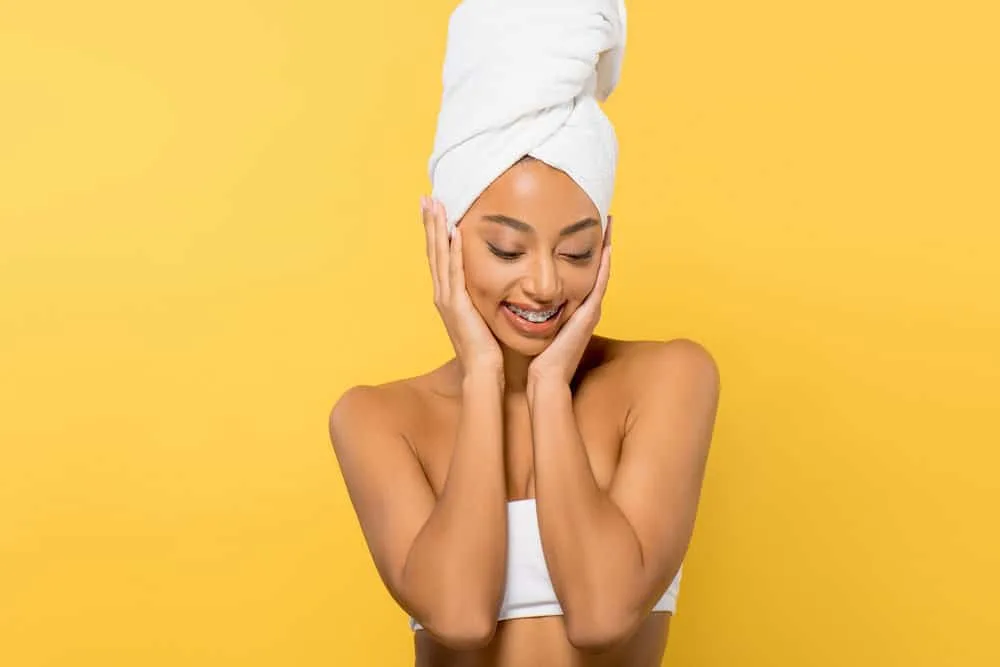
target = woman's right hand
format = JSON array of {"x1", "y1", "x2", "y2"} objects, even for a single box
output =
[{"x1": 422, "y1": 196, "x2": 504, "y2": 377}]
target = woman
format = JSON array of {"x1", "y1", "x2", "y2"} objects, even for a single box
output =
[{"x1": 330, "y1": 2, "x2": 720, "y2": 665}]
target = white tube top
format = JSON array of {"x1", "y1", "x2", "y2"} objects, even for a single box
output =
[{"x1": 409, "y1": 498, "x2": 682, "y2": 631}]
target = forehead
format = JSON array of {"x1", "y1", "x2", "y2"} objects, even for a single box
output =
[{"x1": 467, "y1": 158, "x2": 599, "y2": 231}]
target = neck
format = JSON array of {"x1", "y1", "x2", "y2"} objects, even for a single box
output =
[
  {"x1": 443, "y1": 350, "x2": 533, "y2": 396},
  {"x1": 500, "y1": 346, "x2": 533, "y2": 394},
  {"x1": 445, "y1": 345, "x2": 549, "y2": 397}
]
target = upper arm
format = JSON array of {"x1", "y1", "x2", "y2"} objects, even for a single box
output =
[
  {"x1": 607, "y1": 339, "x2": 721, "y2": 606},
  {"x1": 329, "y1": 385, "x2": 437, "y2": 606}
]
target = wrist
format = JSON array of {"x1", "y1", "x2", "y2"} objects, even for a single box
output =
[
  {"x1": 526, "y1": 372, "x2": 570, "y2": 404},
  {"x1": 463, "y1": 364, "x2": 505, "y2": 392}
]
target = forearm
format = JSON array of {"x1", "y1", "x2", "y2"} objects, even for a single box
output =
[
  {"x1": 402, "y1": 369, "x2": 507, "y2": 639},
  {"x1": 528, "y1": 378, "x2": 647, "y2": 644}
]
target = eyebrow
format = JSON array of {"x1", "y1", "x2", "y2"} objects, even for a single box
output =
[{"x1": 482, "y1": 214, "x2": 600, "y2": 236}]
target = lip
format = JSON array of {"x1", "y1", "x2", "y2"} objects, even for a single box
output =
[
  {"x1": 504, "y1": 301, "x2": 561, "y2": 313},
  {"x1": 501, "y1": 301, "x2": 565, "y2": 338}
]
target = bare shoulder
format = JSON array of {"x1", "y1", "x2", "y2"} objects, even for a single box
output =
[
  {"x1": 590, "y1": 336, "x2": 721, "y2": 397},
  {"x1": 328, "y1": 364, "x2": 456, "y2": 452},
  {"x1": 330, "y1": 381, "x2": 403, "y2": 442},
  {"x1": 329, "y1": 362, "x2": 455, "y2": 447},
  {"x1": 326, "y1": 372, "x2": 451, "y2": 602}
]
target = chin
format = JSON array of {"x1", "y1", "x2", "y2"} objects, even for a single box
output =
[
  {"x1": 486, "y1": 301, "x2": 575, "y2": 358},
  {"x1": 490, "y1": 316, "x2": 563, "y2": 357},
  {"x1": 498, "y1": 335, "x2": 553, "y2": 358}
]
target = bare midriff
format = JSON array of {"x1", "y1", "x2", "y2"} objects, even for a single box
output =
[{"x1": 415, "y1": 613, "x2": 670, "y2": 667}]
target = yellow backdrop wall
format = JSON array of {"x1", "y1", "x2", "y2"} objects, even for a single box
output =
[{"x1": 2, "y1": 1, "x2": 998, "y2": 665}]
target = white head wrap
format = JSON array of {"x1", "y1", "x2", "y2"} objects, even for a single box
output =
[{"x1": 428, "y1": 0, "x2": 627, "y2": 235}]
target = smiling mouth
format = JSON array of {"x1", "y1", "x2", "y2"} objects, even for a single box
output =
[{"x1": 502, "y1": 302, "x2": 564, "y2": 323}]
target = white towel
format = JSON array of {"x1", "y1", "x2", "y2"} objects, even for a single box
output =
[{"x1": 428, "y1": 0, "x2": 627, "y2": 235}]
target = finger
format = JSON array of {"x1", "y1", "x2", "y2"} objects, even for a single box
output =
[
  {"x1": 592, "y1": 242, "x2": 613, "y2": 302},
  {"x1": 593, "y1": 215, "x2": 613, "y2": 297},
  {"x1": 433, "y1": 199, "x2": 451, "y2": 303},
  {"x1": 579, "y1": 241, "x2": 612, "y2": 316},
  {"x1": 423, "y1": 196, "x2": 440, "y2": 303},
  {"x1": 449, "y1": 222, "x2": 466, "y2": 299}
]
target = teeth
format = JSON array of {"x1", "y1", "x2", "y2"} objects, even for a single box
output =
[{"x1": 506, "y1": 303, "x2": 560, "y2": 323}]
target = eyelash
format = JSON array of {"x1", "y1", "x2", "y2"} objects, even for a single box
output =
[
  {"x1": 487, "y1": 244, "x2": 522, "y2": 261},
  {"x1": 487, "y1": 244, "x2": 593, "y2": 263}
]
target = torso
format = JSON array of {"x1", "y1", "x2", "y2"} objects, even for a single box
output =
[
  {"x1": 415, "y1": 615, "x2": 669, "y2": 667},
  {"x1": 383, "y1": 336, "x2": 672, "y2": 667}
]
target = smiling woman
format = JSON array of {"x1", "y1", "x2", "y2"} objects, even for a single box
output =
[
  {"x1": 328, "y1": 1, "x2": 721, "y2": 666},
  {"x1": 463, "y1": 158, "x2": 606, "y2": 352}
]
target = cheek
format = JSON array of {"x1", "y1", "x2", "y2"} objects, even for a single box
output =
[
  {"x1": 462, "y1": 254, "x2": 507, "y2": 305},
  {"x1": 563, "y1": 264, "x2": 601, "y2": 300}
]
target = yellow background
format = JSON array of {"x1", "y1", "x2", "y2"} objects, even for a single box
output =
[{"x1": 2, "y1": 1, "x2": 998, "y2": 665}]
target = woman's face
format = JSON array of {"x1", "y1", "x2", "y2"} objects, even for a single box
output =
[{"x1": 457, "y1": 157, "x2": 605, "y2": 357}]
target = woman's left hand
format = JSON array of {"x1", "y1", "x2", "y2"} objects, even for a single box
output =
[{"x1": 527, "y1": 217, "x2": 613, "y2": 389}]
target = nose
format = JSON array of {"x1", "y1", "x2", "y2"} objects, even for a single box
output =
[{"x1": 521, "y1": 253, "x2": 561, "y2": 305}]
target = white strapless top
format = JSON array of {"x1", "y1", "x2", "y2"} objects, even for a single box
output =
[{"x1": 409, "y1": 498, "x2": 682, "y2": 631}]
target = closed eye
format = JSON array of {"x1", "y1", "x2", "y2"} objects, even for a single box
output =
[
  {"x1": 562, "y1": 251, "x2": 594, "y2": 262},
  {"x1": 487, "y1": 243, "x2": 523, "y2": 261}
]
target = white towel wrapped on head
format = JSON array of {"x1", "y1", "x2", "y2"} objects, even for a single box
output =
[{"x1": 429, "y1": 0, "x2": 627, "y2": 235}]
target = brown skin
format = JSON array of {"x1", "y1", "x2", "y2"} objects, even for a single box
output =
[
  {"x1": 462, "y1": 157, "x2": 605, "y2": 369},
  {"x1": 330, "y1": 158, "x2": 720, "y2": 666}
]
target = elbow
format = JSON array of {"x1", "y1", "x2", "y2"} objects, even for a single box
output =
[
  {"x1": 564, "y1": 606, "x2": 641, "y2": 654},
  {"x1": 420, "y1": 607, "x2": 497, "y2": 651}
]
